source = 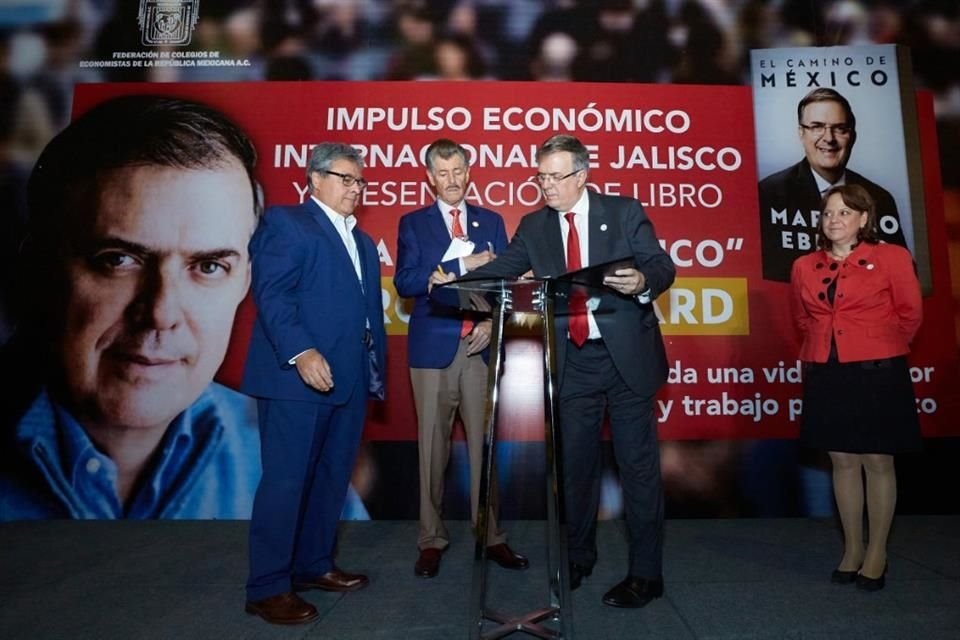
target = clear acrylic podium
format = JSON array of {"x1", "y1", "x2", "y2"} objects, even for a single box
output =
[
  {"x1": 433, "y1": 259, "x2": 634, "y2": 639},
  {"x1": 432, "y1": 275, "x2": 575, "y2": 640}
]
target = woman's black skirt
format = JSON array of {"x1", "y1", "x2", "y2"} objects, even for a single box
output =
[{"x1": 799, "y1": 355, "x2": 922, "y2": 454}]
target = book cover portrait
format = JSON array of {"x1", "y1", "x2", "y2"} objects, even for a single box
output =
[{"x1": 750, "y1": 44, "x2": 928, "y2": 286}]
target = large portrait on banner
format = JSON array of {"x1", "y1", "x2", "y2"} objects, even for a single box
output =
[{"x1": 750, "y1": 44, "x2": 930, "y2": 289}]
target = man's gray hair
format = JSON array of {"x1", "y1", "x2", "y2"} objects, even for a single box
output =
[
  {"x1": 536, "y1": 134, "x2": 589, "y2": 173},
  {"x1": 424, "y1": 138, "x2": 469, "y2": 173},
  {"x1": 306, "y1": 142, "x2": 365, "y2": 180}
]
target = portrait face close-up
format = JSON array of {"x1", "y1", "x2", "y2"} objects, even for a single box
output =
[
  {"x1": 56, "y1": 161, "x2": 257, "y2": 433},
  {"x1": 427, "y1": 153, "x2": 470, "y2": 207},
  {"x1": 798, "y1": 100, "x2": 856, "y2": 182},
  {"x1": 537, "y1": 150, "x2": 586, "y2": 212},
  {"x1": 821, "y1": 192, "x2": 867, "y2": 248},
  {"x1": 312, "y1": 158, "x2": 364, "y2": 216}
]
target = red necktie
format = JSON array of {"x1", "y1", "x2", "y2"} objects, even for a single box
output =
[
  {"x1": 451, "y1": 208, "x2": 474, "y2": 338},
  {"x1": 565, "y1": 212, "x2": 589, "y2": 347},
  {"x1": 451, "y1": 208, "x2": 465, "y2": 239}
]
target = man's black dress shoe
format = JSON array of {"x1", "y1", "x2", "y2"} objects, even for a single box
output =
[
  {"x1": 569, "y1": 563, "x2": 592, "y2": 591},
  {"x1": 602, "y1": 576, "x2": 664, "y2": 608},
  {"x1": 830, "y1": 568, "x2": 859, "y2": 584},
  {"x1": 414, "y1": 548, "x2": 443, "y2": 578},
  {"x1": 486, "y1": 543, "x2": 529, "y2": 570}
]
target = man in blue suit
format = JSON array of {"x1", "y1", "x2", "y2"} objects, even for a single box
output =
[
  {"x1": 242, "y1": 143, "x2": 386, "y2": 625},
  {"x1": 395, "y1": 139, "x2": 528, "y2": 579}
]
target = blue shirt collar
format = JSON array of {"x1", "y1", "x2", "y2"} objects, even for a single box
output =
[{"x1": 16, "y1": 387, "x2": 224, "y2": 518}]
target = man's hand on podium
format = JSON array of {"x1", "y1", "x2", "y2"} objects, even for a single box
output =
[
  {"x1": 603, "y1": 267, "x2": 647, "y2": 295},
  {"x1": 463, "y1": 249, "x2": 496, "y2": 272},
  {"x1": 428, "y1": 268, "x2": 456, "y2": 293}
]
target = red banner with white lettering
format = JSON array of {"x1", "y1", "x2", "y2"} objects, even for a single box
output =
[{"x1": 73, "y1": 82, "x2": 960, "y2": 440}]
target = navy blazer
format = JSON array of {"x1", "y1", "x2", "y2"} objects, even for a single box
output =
[
  {"x1": 470, "y1": 191, "x2": 675, "y2": 396},
  {"x1": 241, "y1": 200, "x2": 386, "y2": 405},
  {"x1": 394, "y1": 202, "x2": 508, "y2": 369}
]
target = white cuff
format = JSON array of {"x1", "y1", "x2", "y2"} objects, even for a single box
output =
[{"x1": 288, "y1": 349, "x2": 311, "y2": 365}]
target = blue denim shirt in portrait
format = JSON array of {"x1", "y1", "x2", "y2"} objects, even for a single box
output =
[{"x1": 0, "y1": 383, "x2": 261, "y2": 520}]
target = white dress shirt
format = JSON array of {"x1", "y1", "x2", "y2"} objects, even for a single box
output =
[
  {"x1": 313, "y1": 196, "x2": 362, "y2": 286},
  {"x1": 437, "y1": 199, "x2": 471, "y2": 275},
  {"x1": 558, "y1": 189, "x2": 603, "y2": 340},
  {"x1": 811, "y1": 168, "x2": 846, "y2": 197}
]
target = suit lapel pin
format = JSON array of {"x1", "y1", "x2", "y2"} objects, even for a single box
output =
[
  {"x1": 867, "y1": 264, "x2": 875, "y2": 270},
  {"x1": 600, "y1": 223, "x2": 608, "y2": 231},
  {"x1": 472, "y1": 221, "x2": 479, "y2": 228}
]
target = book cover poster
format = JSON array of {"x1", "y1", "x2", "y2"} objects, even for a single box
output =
[{"x1": 750, "y1": 44, "x2": 927, "y2": 285}]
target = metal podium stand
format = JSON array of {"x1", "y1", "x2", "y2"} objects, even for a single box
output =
[{"x1": 433, "y1": 276, "x2": 574, "y2": 640}]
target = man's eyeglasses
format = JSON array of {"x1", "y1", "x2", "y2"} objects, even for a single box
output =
[
  {"x1": 533, "y1": 169, "x2": 582, "y2": 185},
  {"x1": 799, "y1": 122, "x2": 853, "y2": 137},
  {"x1": 324, "y1": 170, "x2": 368, "y2": 189}
]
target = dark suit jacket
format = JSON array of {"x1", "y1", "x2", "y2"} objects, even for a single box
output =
[
  {"x1": 790, "y1": 242, "x2": 921, "y2": 363},
  {"x1": 394, "y1": 202, "x2": 509, "y2": 369},
  {"x1": 241, "y1": 199, "x2": 386, "y2": 405},
  {"x1": 470, "y1": 191, "x2": 675, "y2": 396},
  {"x1": 758, "y1": 158, "x2": 907, "y2": 282}
]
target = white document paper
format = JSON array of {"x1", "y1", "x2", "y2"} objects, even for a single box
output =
[{"x1": 441, "y1": 236, "x2": 475, "y2": 262}]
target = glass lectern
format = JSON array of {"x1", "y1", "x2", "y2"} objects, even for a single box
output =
[
  {"x1": 432, "y1": 259, "x2": 632, "y2": 640},
  {"x1": 433, "y1": 275, "x2": 571, "y2": 640}
]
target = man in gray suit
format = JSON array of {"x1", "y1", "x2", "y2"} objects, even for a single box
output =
[{"x1": 451, "y1": 134, "x2": 675, "y2": 608}]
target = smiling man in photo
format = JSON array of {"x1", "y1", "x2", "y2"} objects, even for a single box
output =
[{"x1": 757, "y1": 88, "x2": 907, "y2": 282}]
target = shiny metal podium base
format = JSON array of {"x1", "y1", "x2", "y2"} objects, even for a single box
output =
[
  {"x1": 462, "y1": 280, "x2": 574, "y2": 640},
  {"x1": 479, "y1": 607, "x2": 562, "y2": 640}
]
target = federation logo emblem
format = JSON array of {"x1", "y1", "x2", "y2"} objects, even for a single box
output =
[{"x1": 138, "y1": 0, "x2": 199, "y2": 46}]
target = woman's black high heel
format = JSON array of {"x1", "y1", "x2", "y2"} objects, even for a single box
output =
[
  {"x1": 830, "y1": 568, "x2": 859, "y2": 584},
  {"x1": 855, "y1": 564, "x2": 888, "y2": 592}
]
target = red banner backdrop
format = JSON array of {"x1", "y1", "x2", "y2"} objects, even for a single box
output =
[{"x1": 73, "y1": 82, "x2": 960, "y2": 441}]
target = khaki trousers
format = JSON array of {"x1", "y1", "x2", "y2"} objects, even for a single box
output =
[{"x1": 411, "y1": 339, "x2": 506, "y2": 550}]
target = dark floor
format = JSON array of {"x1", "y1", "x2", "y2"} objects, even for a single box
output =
[{"x1": 1, "y1": 517, "x2": 958, "y2": 639}]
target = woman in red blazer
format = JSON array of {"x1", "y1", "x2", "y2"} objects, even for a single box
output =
[{"x1": 790, "y1": 184, "x2": 922, "y2": 592}]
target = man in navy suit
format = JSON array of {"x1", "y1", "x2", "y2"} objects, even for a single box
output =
[
  {"x1": 461, "y1": 134, "x2": 675, "y2": 609},
  {"x1": 242, "y1": 143, "x2": 386, "y2": 625},
  {"x1": 395, "y1": 138, "x2": 528, "y2": 578}
]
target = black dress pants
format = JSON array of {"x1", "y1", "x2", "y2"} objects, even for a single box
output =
[{"x1": 559, "y1": 339, "x2": 664, "y2": 578}]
